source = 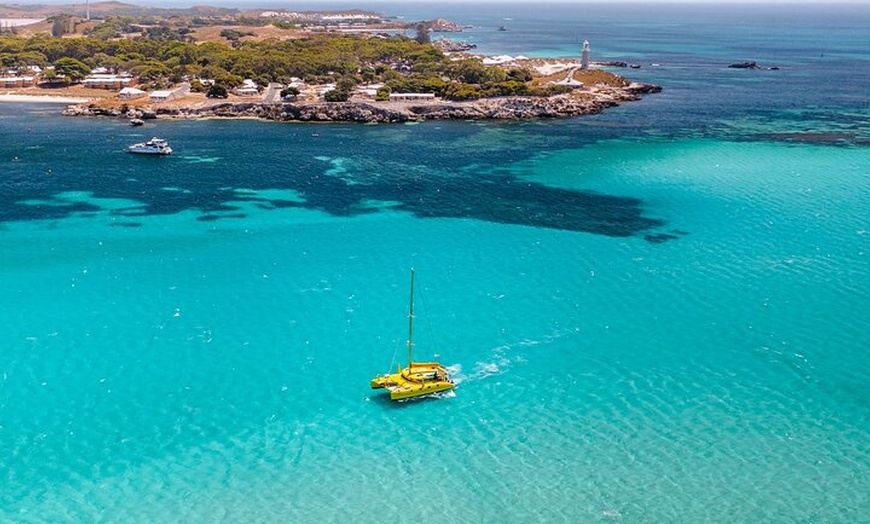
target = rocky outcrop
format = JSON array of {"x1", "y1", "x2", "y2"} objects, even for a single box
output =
[
  {"x1": 624, "y1": 82, "x2": 663, "y2": 95},
  {"x1": 433, "y1": 38, "x2": 477, "y2": 52},
  {"x1": 62, "y1": 83, "x2": 662, "y2": 123},
  {"x1": 427, "y1": 18, "x2": 466, "y2": 32},
  {"x1": 728, "y1": 61, "x2": 780, "y2": 70},
  {"x1": 595, "y1": 60, "x2": 642, "y2": 69}
]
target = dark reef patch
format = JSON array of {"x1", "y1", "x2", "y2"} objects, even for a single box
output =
[
  {"x1": 754, "y1": 132, "x2": 866, "y2": 146},
  {"x1": 0, "y1": 112, "x2": 674, "y2": 242}
]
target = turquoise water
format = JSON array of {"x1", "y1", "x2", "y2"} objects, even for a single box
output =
[{"x1": 2, "y1": 3, "x2": 869, "y2": 523}]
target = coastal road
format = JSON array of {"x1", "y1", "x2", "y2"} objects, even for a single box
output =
[{"x1": 263, "y1": 82, "x2": 283, "y2": 103}]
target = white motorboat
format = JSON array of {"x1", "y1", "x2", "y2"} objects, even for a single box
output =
[{"x1": 127, "y1": 137, "x2": 172, "y2": 155}]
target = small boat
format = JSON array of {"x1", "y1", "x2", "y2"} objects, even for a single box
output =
[
  {"x1": 127, "y1": 137, "x2": 172, "y2": 155},
  {"x1": 129, "y1": 118, "x2": 144, "y2": 126},
  {"x1": 498, "y1": 25, "x2": 508, "y2": 31},
  {"x1": 371, "y1": 269, "x2": 455, "y2": 401}
]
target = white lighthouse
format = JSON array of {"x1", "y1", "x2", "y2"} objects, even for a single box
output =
[{"x1": 581, "y1": 40, "x2": 590, "y2": 70}]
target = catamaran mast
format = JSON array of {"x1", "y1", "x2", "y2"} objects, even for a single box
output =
[{"x1": 407, "y1": 268, "x2": 415, "y2": 369}]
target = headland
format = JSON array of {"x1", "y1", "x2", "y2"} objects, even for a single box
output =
[
  {"x1": 57, "y1": 61, "x2": 660, "y2": 123},
  {"x1": 0, "y1": 3, "x2": 660, "y2": 123}
]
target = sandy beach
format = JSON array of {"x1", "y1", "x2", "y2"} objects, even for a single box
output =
[{"x1": 0, "y1": 93, "x2": 92, "y2": 103}]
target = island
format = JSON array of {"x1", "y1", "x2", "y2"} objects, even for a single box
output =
[{"x1": 0, "y1": 2, "x2": 661, "y2": 123}]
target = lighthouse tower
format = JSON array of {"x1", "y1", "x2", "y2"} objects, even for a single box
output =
[{"x1": 581, "y1": 40, "x2": 590, "y2": 70}]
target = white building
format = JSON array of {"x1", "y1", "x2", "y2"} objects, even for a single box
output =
[
  {"x1": 118, "y1": 87, "x2": 147, "y2": 100},
  {"x1": 149, "y1": 90, "x2": 174, "y2": 103},
  {"x1": 232, "y1": 79, "x2": 260, "y2": 96},
  {"x1": 82, "y1": 73, "x2": 135, "y2": 89},
  {"x1": 147, "y1": 83, "x2": 190, "y2": 103},
  {"x1": 1, "y1": 75, "x2": 37, "y2": 87}
]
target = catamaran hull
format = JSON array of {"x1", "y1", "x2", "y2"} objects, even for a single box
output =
[
  {"x1": 387, "y1": 381, "x2": 454, "y2": 400},
  {"x1": 371, "y1": 362, "x2": 455, "y2": 400}
]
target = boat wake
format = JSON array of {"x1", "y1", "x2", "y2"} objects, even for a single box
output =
[{"x1": 452, "y1": 343, "x2": 525, "y2": 385}]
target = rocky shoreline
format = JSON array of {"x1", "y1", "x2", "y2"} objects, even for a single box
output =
[{"x1": 62, "y1": 82, "x2": 661, "y2": 123}]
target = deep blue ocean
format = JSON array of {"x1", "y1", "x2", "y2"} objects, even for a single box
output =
[{"x1": 1, "y1": 3, "x2": 868, "y2": 522}]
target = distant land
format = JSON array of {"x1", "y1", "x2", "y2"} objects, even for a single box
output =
[
  {"x1": 0, "y1": 1, "x2": 395, "y2": 23},
  {"x1": 1, "y1": 2, "x2": 239, "y2": 18},
  {"x1": 0, "y1": 1, "x2": 661, "y2": 123}
]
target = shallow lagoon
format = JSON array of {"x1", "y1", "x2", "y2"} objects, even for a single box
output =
[{"x1": 1, "y1": 3, "x2": 868, "y2": 522}]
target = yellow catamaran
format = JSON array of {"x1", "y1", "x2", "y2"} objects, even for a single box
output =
[{"x1": 370, "y1": 269, "x2": 455, "y2": 401}]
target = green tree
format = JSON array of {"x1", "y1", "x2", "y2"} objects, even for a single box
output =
[
  {"x1": 507, "y1": 68, "x2": 533, "y2": 82},
  {"x1": 16, "y1": 51, "x2": 48, "y2": 68},
  {"x1": 375, "y1": 85, "x2": 391, "y2": 101},
  {"x1": 133, "y1": 60, "x2": 171, "y2": 82},
  {"x1": 324, "y1": 88, "x2": 350, "y2": 102},
  {"x1": 335, "y1": 75, "x2": 357, "y2": 92},
  {"x1": 40, "y1": 68, "x2": 61, "y2": 83},
  {"x1": 443, "y1": 82, "x2": 482, "y2": 101},
  {"x1": 53, "y1": 57, "x2": 90, "y2": 82},
  {"x1": 0, "y1": 53, "x2": 20, "y2": 68},
  {"x1": 88, "y1": 22, "x2": 119, "y2": 40},
  {"x1": 280, "y1": 86, "x2": 300, "y2": 99},
  {"x1": 90, "y1": 52, "x2": 121, "y2": 71},
  {"x1": 486, "y1": 80, "x2": 531, "y2": 97},
  {"x1": 0, "y1": 32, "x2": 542, "y2": 103},
  {"x1": 206, "y1": 84, "x2": 228, "y2": 98},
  {"x1": 452, "y1": 59, "x2": 506, "y2": 85},
  {"x1": 214, "y1": 73, "x2": 243, "y2": 89}
]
